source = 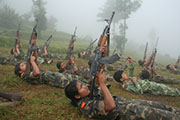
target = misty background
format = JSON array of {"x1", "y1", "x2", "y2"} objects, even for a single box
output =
[{"x1": 2, "y1": 0, "x2": 180, "y2": 59}]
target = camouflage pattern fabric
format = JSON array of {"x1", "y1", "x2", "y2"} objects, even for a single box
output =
[
  {"x1": 13, "y1": 49, "x2": 26, "y2": 60},
  {"x1": 75, "y1": 66, "x2": 90, "y2": 79},
  {"x1": 0, "y1": 54, "x2": 18, "y2": 65},
  {"x1": 151, "y1": 75, "x2": 180, "y2": 84},
  {"x1": 21, "y1": 70, "x2": 85, "y2": 88},
  {"x1": 39, "y1": 52, "x2": 65, "y2": 60},
  {"x1": 173, "y1": 70, "x2": 180, "y2": 74},
  {"x1": 121, "y1": 79, "x2": 180, "y2": 96},
  {"x1": 128, "y1": 63, "x2": 134, "y2": 77},
  {"x1": 76, "y1": 88, "x2": 180, "y2": 120}
]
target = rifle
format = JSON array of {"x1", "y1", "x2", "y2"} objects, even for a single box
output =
[
  {"x1": 89, "y1": 11, "x2": 120, "y2": 100},
  {"x1": 84, "y1": 39, "x2": 97, "y2": 52},
  {"x1": 177, "y1": 55, "x2": 180, "y2": 64},
  {"x1": 66, "y1": 27, "x2": 77, "y2": 60},
  {"x1": 26, "y1": 20, "x2": 39, "y2": 72},
  {"x1": 150, "y1": 37, "x2": 159, "y2": 78},
  {"x1": 15, "y1": 24, "x2": 21, "y2": 51},
  {"x1": 143, "y1": 42, "x2": 148, "y2": 61},
  {"x1": 41, "y1": 35, "x2": 53, "y2": 54},
  {"x1": 0, "y1": 91, "x2": 22, "y2": 102}
]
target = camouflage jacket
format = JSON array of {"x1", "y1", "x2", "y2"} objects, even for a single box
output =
[
  {"x1": 13, "y1": 49, "x2": 25, "y2": 60},
  {"x1": 76, "y1": 88, "x2": 119, "y2": 120},
  {"x1": 21, "y1": 70, "x2": 85, "y2": 88},
  {"x1": 0, "y1": 54, "x2": 18, "y2": 65}
]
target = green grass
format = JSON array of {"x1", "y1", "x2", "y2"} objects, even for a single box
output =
[{"x1": 0, "y1": 28, "x2": 180, "y2": 120}]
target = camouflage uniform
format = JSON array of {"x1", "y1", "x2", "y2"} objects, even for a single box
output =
[
  {"x1": 120, "y1": 64, "x2": 180, "y2": 96},
  {"x1": 40, "y1": 53, "x2": 65, "y2": 60},
  {"x1": 21, "y1": 70, "x2": 85, "y2": 88},
  {"x1": 121, "y1": 79, "x2": 180, "y2": 96},
  {"x1": 151, "y1": 75, "x2": 180, "y2": 84},
  {"x1": 172, "y1": 70, "x2": 180, "y2": 74},
  {"x1": 13, "y1": 49, "x2": 26, "y2": 60},
  {"x1": 0, "y1": 54, "x2": 18, "y2": 65},
  {"x1": 76, "y1": 88, "x2": 180, "y2": 120}
]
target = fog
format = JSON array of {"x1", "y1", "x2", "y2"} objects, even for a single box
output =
[{"x1": 6, "y1": 0, "x2": 180, "y2": 58}]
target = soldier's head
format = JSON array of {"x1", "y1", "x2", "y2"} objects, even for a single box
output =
[
  {"x1": 166, "y1": 64, "x2": 170, "y2": 70},
  {"x1": 10, "y1": 48, "x2": 16, "y2": 55},
  {"x1": 139, "y1": 69, "x2": 150, "y2": 80},
  {"x1": 113, "y1": 70, "x2": 128, "y2": 83},
  {"x1": 56, "y1": 62, "x2": 65, "y2": 70},
  {"x1": 14, "y1": 62, "x2": 27, "y2": 77},
  {"x1": 65, "y1": 80, "x2": 90, "y2": 105},
  {"x1": 138, "y1": 60, "x2": 144, "y2": 66}
]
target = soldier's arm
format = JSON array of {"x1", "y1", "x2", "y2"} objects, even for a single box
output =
[
  {"x1": 144, "y1": 53, "x2": 154, "y2": 69},
  {"x1": 127, "y1": 56, "x2": 135, "y2": 77},
  {"x1": 98, "y1": 69, "x2": 116, "y2": 112},
  {"x1": 43, "y1": 46, "x2": 48, "y2": 56},
  {"x1": 70, "y1": 55, "x2": 78, "y2": 72},
  {"x1": 30, "y1": 52, "x2": 40, "y2": 77},
  {"x1": 130, "y1": 77, "x2": 143, "y2": 94},
  {"x1": 15, "y1": 44, "x2": 20, "y2": 55}
]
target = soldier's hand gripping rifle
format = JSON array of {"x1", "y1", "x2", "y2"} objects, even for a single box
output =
[
  {"x1": 26, "y1": 20, "x2": 39, "y2": 72},
  {"x1": 15, "y1": 24, "x2": 21, "y2": 51},
  {"x1": 90, "y1": 11, "x2": 120, "y2": 100},
  {"x1": 66, "y1": 27, "x2": 77, "y2": 60},
  {"x1": 143, "y1": 42, "x2": 148, "y2": 61},
  {"x1": 150, "y1": 37, "x2": 159, "y2": 79},
  {"x1": 41, "y1": 35, "x2": 53, "y2": 54}
]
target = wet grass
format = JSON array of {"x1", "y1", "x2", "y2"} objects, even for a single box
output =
[{"x1": 0, "y1": 33, "x2": 180, "y2": 120}]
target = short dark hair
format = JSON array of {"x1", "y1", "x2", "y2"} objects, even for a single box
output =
[
  {"x1": 65, "y1": 80, "x2": 79, "y2": 106},
  {"x1": 14, "y1": 63, "x2": 21, "y2": 77},
  {"x1": 138, "y1": 60, "x2": 144, "y2": 66},
  {"x1": 10, "y1": 48, "x2": 14, "y2": 55},
  {"x1": 56, "y1": 62, "x2": 62, "y2": 69},
  {"x1": 140, "y1": 69, "x2": 150, "y2": 80},
  {"x1": 166, "y1": 64, "x2": 170, "y2": 70},
  {"x1": 113, "y1": 70, "x2": 123, "y2": 83}
]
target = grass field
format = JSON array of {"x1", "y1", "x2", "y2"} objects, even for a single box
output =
[{"x1": 0, "y1": 29, "x2": 180, "y2": 120}]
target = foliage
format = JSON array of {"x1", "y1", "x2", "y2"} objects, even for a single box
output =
[
  {"x1": 47, "y1": 16, "x2": 58, "y2": 31},
  {"x1": 32, "y1": 0, "x2": 47, "y2": 37},
  {"x1": 0, "y1": 3, "x2": 21, "y2": 29},
  {"x1": 98, "y1": 0, "x2": 142, "y2": 54}
]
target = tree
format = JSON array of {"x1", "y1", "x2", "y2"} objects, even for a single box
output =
[
  {"x1": 47, "y1": 16, "x2": 58, "y2": 31},
  {"x1": 97, "y1": 0, "x2": 142, "y2": 55},
  {"x1": 0, "y1": 3, "x2": 21, "y2": 29},
  {"x1": 32, "y1": 0, "x2": 47, "y2": 37}
]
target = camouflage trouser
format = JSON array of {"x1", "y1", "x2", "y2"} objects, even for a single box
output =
[
  {"x1": 42, "y1": 71, "x2": 85, "y2": 88},
  {"x1": 116, "y1": 96, "x2": 180, "y2": 120},
  {"x1": 47, "y1": 53, "x2": 65, "y2": 59},
  {"x1": 0, "y1": 54, "x2": 18, "y2": 65},
  {"x1": 139, "y1": 80, "x2": 180, "y2": 96},
  {"x1": 173, "y1": 70, "x2": 180, "y2": 74},
  {"x1": 152, "y1": 75, "x2": 180, "y2": 84}
]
